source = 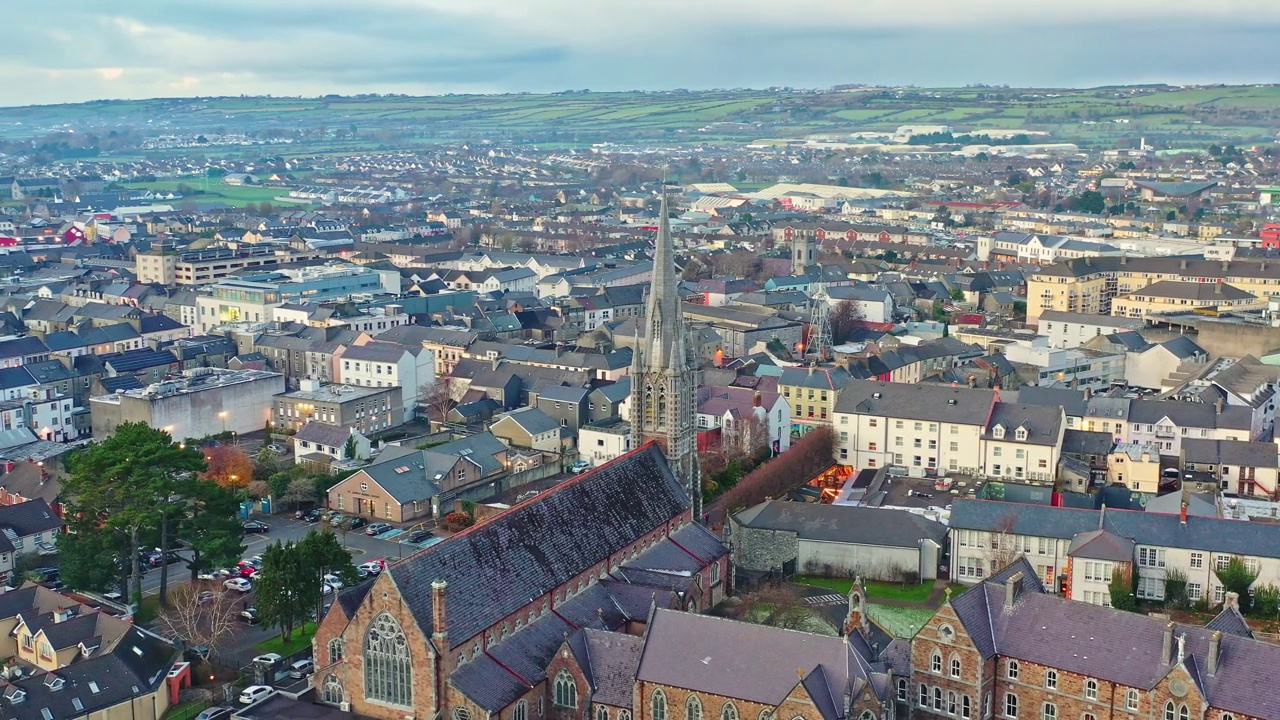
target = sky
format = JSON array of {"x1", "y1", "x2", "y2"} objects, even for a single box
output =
[{"x1": 3, "y1": 0, "x2": 1280, "y2": 106}]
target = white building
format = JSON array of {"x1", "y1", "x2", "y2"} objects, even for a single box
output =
[
  {"x1": 336, "y1": 341, "x2": 436, "y2": 417},
  {"x1": 1035, "y1": 310, "x2": 1144, "y2": 349},
  {"x1": 89, "y1": 368, "x2": 285, "y2": 441},
  {"x1": 577, "y1": 418, "x2": 631, "y2": 467}
]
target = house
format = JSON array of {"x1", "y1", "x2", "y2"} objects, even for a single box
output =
[
  {"x1": 490, "y1": 407, "x2": 561, "y2": 453},
  {"x1": 326, "y1": 445, "x2": 464, "y2": 521},
  {"x1": 294, "y1": 422, "x2": 372, "y2": 466},
  {"x1": 778, "y1": 365, "x2": 852, "y2": 434},
  {"x1": 1179, "y1": 437, "x2": 1280, "y2": 498},
  {"x1": 729, "y1": 500, "x2": 948, "y2": 580},
  {"x1": 310, "y1": 443, "x2": 728, "y2": 719},
  {"x1": 0, "y1": 499, "x2": 62, "y2": 578},
  {"x1": 1035, "y1": 310, "x2": 1145, "y2": 349},
  {"x1": 337, "y1": 341, "x2": 436, "y2": 416},
  {"x1": 1195, "y1": 355, "x2": 1278, "y2": 440},
  {"x1": 695, "y1": 386, "x2": 791, "y2": 453}
]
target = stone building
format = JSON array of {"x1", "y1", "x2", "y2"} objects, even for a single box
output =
[{"x1": 311, "y1": 442, "x2": 728, "y2": 720}]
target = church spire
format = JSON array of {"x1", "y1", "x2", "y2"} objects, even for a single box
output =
[{"x1": 644, "y1": 188, "x2": 680, "y2": 366}]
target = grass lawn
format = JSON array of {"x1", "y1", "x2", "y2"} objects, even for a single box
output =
[
  {"x1": 163, "y1": 699, "x2": 210, "y2": 720},
  {"x1": 867, "y1": 604, "x2": 934, "y2": 638},
  {"x1": 254, "y1": 621, "x2": 317, "y2": 656},
  {"x1": 795, "y1": 576, "x2": 935, "y2": 603},
  {"x1": 136, "y1": 596, "x2": 160, "y2": 624}
]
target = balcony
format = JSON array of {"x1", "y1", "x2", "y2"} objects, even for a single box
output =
[{"x1": 1154, "y1": 427, "x2": 1176, "y2": 439}]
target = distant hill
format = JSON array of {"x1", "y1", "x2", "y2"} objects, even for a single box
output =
[{"x1": 0, "y1": 85, "x2": 1276, "y2": 147}]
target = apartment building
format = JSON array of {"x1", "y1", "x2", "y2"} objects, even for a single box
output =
[
  {"x1": 336, "y1": 341, "x2": 435, "y2": 416},
  {"x1": 136, "y1": 243, "x2": 319, "y2": 285},
  {"x1": 778, "y1": 365, "x2": 852, "y2": 436},
  {"x1": 1035, "y1": 310, "x2": 1144, "y2": 349},
  {"x1": 273, "y1": 379, "x2": 404, "y2": 435},
  {"x1": 1111, "y1": 281, "x2": 1261, "y2": 319},
  {"x1": 951, "y1": 498, "x2": 1280, "y2": 608},
  {"x1": 831, "y1": 381, "x2": 1065, "y2": 481},
  {"x1": 1027, "y1": 255, "x2": 1280, "y2": 323}
]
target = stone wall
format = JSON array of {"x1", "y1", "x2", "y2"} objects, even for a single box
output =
[{"x1": 728, "y1": 520, "x2": 798, "y2": 574}]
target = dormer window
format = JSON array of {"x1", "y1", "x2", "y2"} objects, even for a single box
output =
[
  {"x1": 992, "y1": 425, "x2": 1005, "y2": 439},
  {"x1": 1015, "y1": 427, "x2": 1028, "y2": 441}
]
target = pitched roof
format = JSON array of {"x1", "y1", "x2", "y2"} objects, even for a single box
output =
[
  {"x1": 387, "y1": 443, "x2": 691, "y2": 649},
  {"x1": 733, "y1": 500, "x2": 948, "y2": 548},
  {"x1": 0, "y1": 499, "x2": 63, "y2": 538},
  {"x1": 835, "y1": 380, "x2": 997, "y2": 424}
]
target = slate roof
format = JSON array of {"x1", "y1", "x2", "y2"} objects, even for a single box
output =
[
  {"x1": 1181, "y1": 438, "x2": 1278, "y2": 468},
  {"x1": 294, "y1": 422, "x2": 353, "y2": 450},
  {"x1": 834, "y1": 380, "x2": 997, "y2": 422},
  {"x1": 733, "y1": 500, "x2": 948, "y2": 548},
  {"x1": 1066, "y1": 528, "x2": 1135, "y2": 562},
  {"x1": 348, "y1": 446, "x2": 449, "y2": 504},
  {"x1": 574, "y1": 628, "x2": 643, "y2": 708},
  {"x1": 1120, "y1": 280, "x2": 1255, "y2": 302},
  {"x1": 1061, "y1": 429, "x2": 1115, "y2": 456},
  {"x1": 0, "y1": 499, "x2": 63, "y2": 538},
  {"x1": 1205, "y1": 604, "x2": 1253, "y2": 639},
  {"x1": 951, "y1": 567, "x2": 1280, "y2": 720},
  {"x1": 1016, "y1": 386, "x2": 1087, "y2": 417},
  {"x1": 100, "y1": 348, "x2": 177, "y2": 373},
  {"x1": 387, "y1": 442, "x2": 690, "y2": 649},
  {"x1": 494, "y1": 407, "x2": 559, "y2": 436},
  {"x1": 950, "y1": 498, "x2": 1280, "y2": 558},
  {"x1": 983, "y1": 402, "x2": 1064, "y2": 445}
]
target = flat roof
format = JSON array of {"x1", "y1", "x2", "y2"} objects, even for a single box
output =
[{"x1": 276, "y1": 383, "x2": 395, "y2": 403}]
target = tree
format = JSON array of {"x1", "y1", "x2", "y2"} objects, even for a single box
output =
[
  {"x1": 201, "y1": 445, "x2": 254, "y2": 489},
  {"x1": 1163, "y1": 567, "x2": 1189, "y2": 611},
  {"x1": 244, "y1": 202, "x2": 258, "y2": 216},
  {"x1": 1214, "y1": 557, "x2": 1259, "y2": 612},
  {"x1": 985, "y1": 516, "x2": 1022, "y2": 573},
  {"x1": 1067, "y1": 190, "x2": 1106, "y2": 215},
  {"x1": 299, "y1": 530, "x2": 357, "y2": 622},
  {"x1": 156, "y1": 584, "x2": 240, "y2": 663},
  {"x1": 420, "y1": 377, "x2": 455, "y2": 427},
  {"x1": 176, "y1": 476, "x2": 245, "y2": 585},
  {"x1": 738, "y1": 584, "x2": 822, "y2": 632},
  {"x1": 258, "y1": 201, "x2": 273, "y2": 216},
  {"x1": 1252, "y1": 583, "x2": 1280, "y2": 620},
  {"x1": 828, "y1": 300, "x2": 864, "y2": 345},
  {"x1": 60, "y1": 423, "x2": 205, "y2": 607},
  {"x1": 255, "y1": 540, "x2": 315, "y2": 644},
  {"x1": 1110, "y1": 565, "x2": 1137, "y2": 611},
  {"x1": 343, "y1": 435, "x2": 357, "y2": 459},
  {"x1": 715, "y1": 426, "x2": 834, "y2": 511},
  {"x1": 281, "y1": 477, "x2": 318, "y2": 510},
  {"x1": 13, "y1": 552, "x2": 42, "y2": 583}
]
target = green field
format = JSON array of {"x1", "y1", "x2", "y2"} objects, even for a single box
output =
[
  {"x1": 1, "y1": 84, "x2": 1278, "y2": 148},
  {"x1": 122, "y1": 180, "x2": 304, "y2": 208}
]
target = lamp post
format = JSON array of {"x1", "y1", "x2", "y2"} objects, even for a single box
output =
[{"x1": 218, "y1": 411, "x2": 228, "y2": 436}]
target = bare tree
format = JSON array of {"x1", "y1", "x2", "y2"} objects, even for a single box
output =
[
  {"x1": 419, "y1": 377, "x2": 455, "y2": 427},
  {"x1": 738, "y1": 584, "x2": 816, "y2": 631},
  {"x1": 985, "y1": 515, "x2": 1022, "y2": 573},
  {"x1": 281, "y1": 477, "x2": 317, "y2": 510},
  {"x1": 829, "y1": 300, "x2": 865, "y2": 345},
  {"x1": 723, "y1": 411, "x2": 770, "y2": 460},
  {"x1": 156, "y1": 584, "x2": 241, "y2": 662}
]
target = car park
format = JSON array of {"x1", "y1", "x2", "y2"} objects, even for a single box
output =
[
  {"x1": 224, "y1": 578, "x2": 252, "y2": 592},
  {"x1": 406, "y1": 529, "x2": 431, "y2": 543},
  {"x1": 286, "y1": 659, "x2": 314, "y2": 679},
  {"x1": 366, "y1": 522, "x2": 392, "y2": 536},
  {"x1": 238, "y1": 686, "x2": 275, "y2": 705}
]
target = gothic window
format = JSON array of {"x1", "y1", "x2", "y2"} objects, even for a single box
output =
[
  {"x1": 321, "y1": 675, "x2": 344, "y2": 705},
  {"x1": 1163, "y1": 703, "x2": 1175, "y2": 720},
  {"x1": 686, "y1": 695, "x2": 702, "y2": 720},
  {"x1": 721, "y1": 702, "x2": 738, "y2": 720},
  {"x1": 514, "y1": 702, "x2": 528, "y2": 720},
  {"x1": 364, "y1": 613, "x2": 412, "y2": 707},
  {"x1": 652, "y1": 689, "x2": 668, "y2": 720},
  {"x1": 657, "y1": 389, "x2": 668, "y2": 429},
  {"x1": 620, "y1": 713, "x2": 631, "y2": 720},
  {"x1": 553, "y1": 671, "x2": 577, "y2": 708},
  {"x1": 597, "y1": 708, "x2": 609, "y2": 720},
  {"x1": 859, "y1": 713, "x2": 875, "y2": 720},
  {"x1": 328, "y1": 638, "x2": 344, "y2": 664},
  {"x1": 1005, "y1": 693, "x2": 1018, "y2": 719},
  {"x1": 931, "y1": 652, "x2": 942, "y2": 673},
  {"x1": 644, "y1": 385, "x2": 655, "y2": 426},
  {"x1": 896, "y1": 679, "x2": 907, "y2": 702},
  {"x1": 951, "y1": 655, "x2": 961, "y2": 678}
]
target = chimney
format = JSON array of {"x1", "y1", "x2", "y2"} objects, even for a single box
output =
[
  {"x1": 752, "y1": 392, "x2": 762, "y2": 408},
  {"x1": 1215, "y1": 282, "x2": 1223, "y2": 296},
  {"x1": 1207, "y1": 630, "x2": 1221, "y2": 677},
  {"x1": 1003, "y1": 572, "x2": 1023, "y2": 610},
  {"x1": 431, "y1": 579, "x2": 448, "y2": 646},
  {"x1": 1224, "y1": 591, "x2": 1239, "y2": 611},
  {"x1": 1162, "y1": 622, "x2": 1174, "y2": 665},
  {"x1": 491, "y1": 356, "x2": 500, "y2": 371},
  {"x1": 1083, "y1": 386, "x2": 1092, "y2": 400},
  {"x1": 1180, "y1": 259, "x2": 1188, "y2": 270},
  {"x1": 1215, "y1": 398, "x2": 1224, "y2": 415},
  {"x1": 1180, "y1": 501, "x2": 1188, "y2": 526}
]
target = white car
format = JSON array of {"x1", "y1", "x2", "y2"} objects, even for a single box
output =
[
  {"x1": 251, "y1": 653, "x2": 282, "y2": 666},
  {"x1": 238, "y1": 685, "x2": 275, "y2": 705},
  {"x1": 569, "y1": 460, "x2": 591, "y2": 474},
  {"x1": 224, "y1": 578, "x2": 252, "y2": 593},
  {"x1": 358, "y1": 561, "x2": 383, "y2": 575},
  {"x1": 322, "y1": 573, "x2": 345, "y2": 590},
  {"x1": 286, "y1": 658, "x2": 314, "y2": 679},
  {"x1": 321, "y1": 583, "x2": 334, "y2": 596}
]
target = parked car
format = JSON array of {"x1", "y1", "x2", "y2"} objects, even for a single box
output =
[
  {"x1": 569, "y1": 460, "x2": 591, "y2": 474},
  {"x1": 347, "y1": 516, "x2": 367, "y2": 530},
  {"x1": 243, "y1": 520, "x2": 270, "y2": 534},
  {"x1": 327, "y1": 513, "x2": 346, "y2": 526},
  {"x1": 366, "y1": 522, "x2": 392, "y2": 536},
  {"x1": 238, "y1": 685, "x2": 275, "y2": 705},
  {"x1": 184, "y1": 645, "x2": 210, "y2": 663},
  {"x1": 251, "y1": 653, "x2": 282, "y2": 666},
  {"x1": 266, "y1": 443, "x2": 286, "y2": 454},
  {"x1": 304, "y1": 509, "x2": 323, "y2": 523},
  {"x1": 286, "y1": 659, "x2": 314, "y2": 679},
  {"x1": 358, "y1": 561, "x2": 384, "y2": 575},
  {"x1": 237, "y1": 565, "x2": 257, "y2": 579},
  {"x1": 224, "y1": 578, "x2": 252, "y2": 593},
  {"x1": 194, "y1": 707, "x2": 233, "y2": 720},
  {"x1": 406, "y1": 530, "x2": 431, "y2": 544},
  {"x1": 322, "y1": 573, "x2": 345, "y2": 590},
  {"x1": 321, "y1": 583, "x2": 333, "y2": 596},
  {"x1": 239, "y1": 608, "x2": 260, "y2": 624}
]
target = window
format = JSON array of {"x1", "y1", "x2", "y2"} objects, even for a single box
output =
[
  {"x1": 1138, "y1": 547, "x2": 1165, "y2": 568},
  {"x1": 896, "y1": 679, "x2": 908, "y2": 702},
  {"x1": 919, "y1": 684, "x2": 929, "y2": 707},
  {"x1": 1041, "y1": 704, "x2": 1056, "y2": 720},
  {"x1": 1189, "y1": 552, "x2": 1203, "y2": 569},
  {"x1": 1005, "y1": 693, "x2": 1018, "y2": 719},
  {"x1": 951, "y1": 656, "x2": 961, "y2": 678},
  {"x1": 721, "y1": 703, "x2": 738, "y2": 720},
  {"x1": 1045, "y1": 670, "x2": 1057, "y2": 689},
  {"x1": 322, "y1": 675, "x2": 344, "y2": 705},
  {"x1": 962, "y1": 695, "x2": 971, "y2": 719},
  {"x1": 1215, "y1": 554, "x2": 1232, "y2": 571},
  {"x1": 1007, "y1": 660, "x2": 1019, "y2": 680},
  {"x1": 364, "y1": 612, "x2": 412, "y2": 707},
  {"x1": 652, "y1": 690, "x2": 667, "y2": 720},
  {"x1": 328, "y1": 638, "x2": 345, "y2": 664},
  {"x1": 859, "y1": 713, "x2": 875, "y2": 720},
  {"x1": 949, "y1": 691, "x2": 958, "y2": 715},
  {"x1": 1163, "y1": 702, "x2": 1175, "y2": 720},
  {"x1": 934, "y1": 687, "x2": 944, "y2": 711},
  {"x1": 598, "y1": 708, "x2": 609, "y2": 720},
  {"x1": 553, "y1": 671, "x2": 577, "y2": 708},
  {"x1": 932, "y1": 652, "x2": 942, "y2": 673},
  {"x1": 685, "y1": 696, "x2": 702, "y2": 720},
  {"x1": 1084, "y1": 679, "x2": 1097, "y2": 701},
  {"x1": 1125, "y1": 690, "x2": 1139, "y2": 711},
  {"x1": 1178, "y1": 706, "x2": 1189, "y2": 720}
]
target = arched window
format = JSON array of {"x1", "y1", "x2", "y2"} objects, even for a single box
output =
[
  {"x1": 328, "y1": 638, "x2": 344, "y2": 664},
  {"x1": 934, "y1": 687, "x2": 944, "y2": 711},
  {"x1": 721, "y1": 703, "x2": 738, "y2": 720},
  {"x1": 918, "y1": 684, "x2": 929, "y2": 707},
  {"x1": 364, "y1": 612, "x2": 412, "y2": 707},
  {"x1": 597, "y1": 707, "x2": 609, "y2": 720},
  {"x1": 1164, "y1": 702, "x2": 1175, "y2": 720},
  {"x1": 553, "y1": 671, "x2": 578, "y2": 708},
  {"x1": 1178, "y1": 706, "x2": 1189, "y2": 720},
  {"x1": 1007, "y1": 660, "x2": 1020, "y2": 679},
  {"x1": 1005, "y1": 693, "x2": 1019, "y2": 719},
  {"x1": 962, "y1": 695, "x2": 971, "y2": 719},
  {"x1": 321, "y1": 675, "x2": 343, "y2": 705},
  {"x1": 652, "y1": 689, "x2": 668, "y2": 720},
  {"x1": 1045, "y1": 670, "x2": 1058, "y2": 689},
  {"x1": 1041, "y1": 703, "x2": 1056, "y2": 720},
  {"x1": 896, "y1": 678, "x2": 908, "y2": 702},
  {"x1": 1084, "y1": 679, "x2": 1097, "y2": 701},
  {"x1": 686, "y1": 695, "x2": 703, "y2": 720},
  {"x1": 1221, "y1": 714, "x2": 1235, "y2": 720},
  {"x1": 948, "y1": 691, "x2": 958, "y2": 715},
  {"x1": 620, "y1": 713, "x2": 631, "y2": 720},
  {"x1": 931, "y1": 651, "x2": 943, "y2": 673},
  {"x1": 657, "y1": 389, "x2": 668, "y2": 429},
  {"x1": 514, "y1": 702, "x2": 528, "y2": 720},
  {"x1": 951, "y1": 655, "x2": 962, "y2": 678},
  {"x1": 859, "y1": 712, "x2": 875, "y2": 720},
  {"x1": 1126, "y1": 690, "x2": 1139, "y2": 711}
]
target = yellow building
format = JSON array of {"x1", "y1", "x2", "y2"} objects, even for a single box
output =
[
  {"x1": 1110, "y1": 280, "x2": 1261, "y2": 319},
  {"x1": 1107, "y1": 443, "x2": 1162, "y2": 493}
]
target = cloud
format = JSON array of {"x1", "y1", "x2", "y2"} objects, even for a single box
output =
[{"x1": 0, "y1": 1, "x2": 1276, "y2": 105}]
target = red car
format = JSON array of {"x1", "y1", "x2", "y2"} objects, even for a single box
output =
[{"x1": 237, "y1": 564, "x2": 258, "y2": 579}]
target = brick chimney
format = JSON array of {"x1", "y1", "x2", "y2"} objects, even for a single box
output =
[
  {"x1": 1180, "y1": 501, "x2": 1188, "y2": 526},
  {"x1": 431, "y1": 579, "x2": 449, "y2": 646},
  {"x1": 1207, "y1": 630, "x2": 1222, "y2": 677}
]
